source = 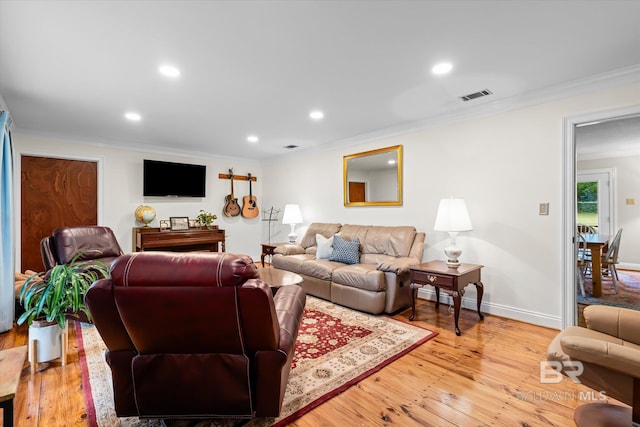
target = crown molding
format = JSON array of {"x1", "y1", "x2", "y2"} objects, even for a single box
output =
[
  {"x1": 13, "y1": 128, "x2": 259, "y2": 164},
  {"x1": 275, "y1": 64, "x2": 640, "y2": 160}
]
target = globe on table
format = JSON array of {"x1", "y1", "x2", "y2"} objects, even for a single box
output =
[{"x1": 135, "y1": 205, "x2": 156, "y2": 227}]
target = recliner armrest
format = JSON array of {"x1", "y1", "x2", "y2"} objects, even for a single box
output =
[
  {"x1": 274, "y1": 244, "x2": 305, "y2": 256},
  {"x1": 584, "y1": 305, "x2": 640, "y2": 345},
  {"x1": 561, "y1": 335, "x2": 640, "y2": 379},
  {"x1": 273, "y1": 285, "x2": 306, "y2": 354},
  {"x1": 377, "y1": 257, "x2": 420, "y2": 275}
]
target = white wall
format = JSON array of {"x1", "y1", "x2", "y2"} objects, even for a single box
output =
[
  {"x1": 262, "y1": 81, "x2": 640, "y2": 329},
  {"x1": 578, "y1": 154, "x2": 640, "y2": 269},
  {"x1": 14, "y1": 135, "x2": 264, "y2": 262}
]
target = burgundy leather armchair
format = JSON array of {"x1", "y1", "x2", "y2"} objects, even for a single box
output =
[
  {"x1": 40, "y1": 225, "x2": 123, "y2": 270},
  {"x1": 85, "y1": 251, "x2": 306, "y2": 420}
]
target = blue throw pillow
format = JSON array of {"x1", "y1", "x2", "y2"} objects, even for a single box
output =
[{"x1": 329, "y1": 235, "x2": 360, "y2": 264}]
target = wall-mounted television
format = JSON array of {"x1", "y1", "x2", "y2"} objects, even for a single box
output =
[{"x1": 143, "y1": 159, "x2": 206, "y2": 197}]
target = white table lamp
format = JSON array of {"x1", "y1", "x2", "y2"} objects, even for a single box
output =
[
  {"x1": 282, "y1": 204, "x2": 303, "y2": 243},
  {"x1": 434, "y1": 198, "x2": 473, "y2": 267}
]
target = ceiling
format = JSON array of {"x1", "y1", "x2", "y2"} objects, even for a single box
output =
[
  {"x1": 1, "y1": 1, "x2": 640, "y2": 161},
  {"x1": 576, "y1": 115, "x2": 640, "y2": 161}
]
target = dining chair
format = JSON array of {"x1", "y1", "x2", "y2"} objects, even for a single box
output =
[
  {"x1": 577, "y1": 224, "x2": 597, "y2": 234},
  {"x1": 601, "y1": 228, "x2": 623, "y2": 293},
  {"x1": 576, "y1": 224, "x2": 597, "y2": 274},
  {"x1": 576, "y1": 233, "x2": 589, "y2": 298}
]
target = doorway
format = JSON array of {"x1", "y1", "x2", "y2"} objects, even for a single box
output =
[
  {"x1": 20, "y1": 155, "x2": 98, "y2": 272},
  {"x1": 563, "y1": 107, "x2": 640, "y2": 328}
]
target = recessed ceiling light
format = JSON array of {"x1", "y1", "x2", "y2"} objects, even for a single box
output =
[
  {"x1": 124, "y1": 112, "x2": 141, "y2": 121},
  {"x1": 309, "y1": 110, "x2": 324, "y2": 120},
  {"x1": 247, "y1": 135, "x2": 259, "y2": 143},
  {"x1": 432, "y1": 62, "x2": 453, "y2": 75},
  {"x1": 158, "y1": 64, "x2": 180, "y2": 78}
]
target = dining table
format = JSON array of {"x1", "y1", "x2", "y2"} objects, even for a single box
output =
[{"x1": 583, "y1": 232, "x2": 610, "y2": 297}]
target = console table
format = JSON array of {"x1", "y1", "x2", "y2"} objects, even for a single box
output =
[
  {"x1": 133, "y1": 227, "x2": 225, "y2": 253},
  {"x1": 409, "y1": 260, "x2": 484, "y2": 336}
]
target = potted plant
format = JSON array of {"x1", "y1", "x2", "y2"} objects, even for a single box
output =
[
  {"x1": 196, "y1": 209, "x2": 217, "y2": 229},
  {"x1": 17, "y1": 253, "x2": 109, "y2": 368}
]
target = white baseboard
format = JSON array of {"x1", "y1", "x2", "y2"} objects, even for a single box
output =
[
  {"x1": 618, "y1": 262, "x2": 640, "y2": 271},
  {"x1": 416, "y1": 288, "x2": 562, "y2": 330}
]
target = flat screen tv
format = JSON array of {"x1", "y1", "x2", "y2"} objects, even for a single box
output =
[{"x1": 143, "y1": 159, "x2": 206, "y2": 197}]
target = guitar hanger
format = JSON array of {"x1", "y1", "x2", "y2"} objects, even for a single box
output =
[{"x1": 218, "y1": 173, "x2": 257, "y2": 181}]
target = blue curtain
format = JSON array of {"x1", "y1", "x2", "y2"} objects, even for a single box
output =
[{"x1": 0, "y1": 111, "x2": 15, "y2": 332}]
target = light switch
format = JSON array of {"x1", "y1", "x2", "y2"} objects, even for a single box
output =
[
  {"x1": 539, "y1": 203, "x2": 549, "y2": 215},
  {"x1": 626, "y1": 198, "x2": 636, "y2": 205}
]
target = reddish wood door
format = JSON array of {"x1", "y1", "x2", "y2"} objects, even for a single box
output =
[
  {"x1": 348, "y1": 181, "x2": 366, "y2": 203},
  {"x1": 21, "y1": 156, "x2": 98, "y2": 272}
]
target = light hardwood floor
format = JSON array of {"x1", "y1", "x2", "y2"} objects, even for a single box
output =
[{"x1": 0, "y1": 298, "x2": 618, "y2": 427}]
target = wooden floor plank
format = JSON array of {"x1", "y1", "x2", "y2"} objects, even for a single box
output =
[{"x1": 0, "y1": 298, "x2": 611, "y2": 426}]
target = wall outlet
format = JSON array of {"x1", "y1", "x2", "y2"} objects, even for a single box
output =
[
  {"x1": 539, "y1": 203, "x2": 549, "y2": 215},
  {"x1": 626, "y1": 198, "x2": 636, "y2": 205}
]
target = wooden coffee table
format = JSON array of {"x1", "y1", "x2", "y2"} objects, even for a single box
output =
[
  {"x1": 257, "y1": 266, "x2": 303, "y2": 290},
  {"x1": 0, "y1": 346, "x2": 27, "y2": 427}
]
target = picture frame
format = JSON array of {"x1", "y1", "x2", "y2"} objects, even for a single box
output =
[
  {"x1": 170, "y1": 216, "x2": 189, "y2": 231},
  {"x1": 159, "y1": 219, "x2": 170, "y2": 230}
]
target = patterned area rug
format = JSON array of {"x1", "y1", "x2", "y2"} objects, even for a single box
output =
[
  {"x1": 578, "y1": 269, "x2": 640, "y2": 310},
  {"x1": 77, "y1": 296, "x2": 437, "y2": 427}
]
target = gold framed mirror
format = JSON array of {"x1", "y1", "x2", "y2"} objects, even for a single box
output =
[{"x1": 343, "y1": 145, "x2": 402, "y2": 206}]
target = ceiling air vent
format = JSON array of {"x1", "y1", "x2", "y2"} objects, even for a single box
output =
[
  {"x1": 459, "y1": 89, "x2": 493, "y2": 102},
  {"x1": 283, "y1": 145, "x2": 299, "y2": 149}
]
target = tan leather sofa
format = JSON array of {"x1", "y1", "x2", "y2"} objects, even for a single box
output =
[
  {"x1": 547, "y1": 305, "x2": 640, "y2": 426},
  {"x1": 272, "y1": 223, "x2": 425, "y2": 314}
]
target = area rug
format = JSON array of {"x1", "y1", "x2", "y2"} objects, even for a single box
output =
[
  {"x1": 77, "y1": 296, "x2": 437, "y2": 427},
  {"x1": 578, "y1": 269, "x2": 640, "y2": 310}
]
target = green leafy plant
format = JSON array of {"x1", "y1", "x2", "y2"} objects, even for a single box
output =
[
  {"x1": 17, "y1": 253, "x2": 109, "y2": 328},
  {"x1": 196, "y1": 209, "x2": 217, "y2": 228}
]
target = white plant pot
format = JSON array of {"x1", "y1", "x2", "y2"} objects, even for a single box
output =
[{"x1": 28, "y1": 321, "x2": 67, "y2": 363}]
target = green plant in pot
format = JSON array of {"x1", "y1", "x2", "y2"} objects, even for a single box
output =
[
  {"x1": 18, "y1": 253, "x2": 109, "y2": 329},
  {"x1": 196, "y1": 209, "x2": 217, "y2": 229},
  {"x1": 18, "y1": 253, "x2": 110, "y2": 367}
]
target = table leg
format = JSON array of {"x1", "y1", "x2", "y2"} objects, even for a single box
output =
[
  {"x1": 2, "y1": 399, "x2": 13, "y2": 427},
  {"x1": 475, "y1": 281, "x2": 485, "y2": 320},
  {"x1": 261, "y1": 252, "x2": 266, "y2": 267},
  {"x1": 409, "y1": 284, "x2": 418, "y2": 321},
  {"x1": 592, "y1": 248, "x2": 603, "y2": 297},
  {"x1": 453, "y1": 290, "x2": 462, "y2": 336},
  {"x1": 434, "y1": 286, "x2": 440, "y2": 309}
]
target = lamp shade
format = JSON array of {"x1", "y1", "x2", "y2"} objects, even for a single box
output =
[
  {"x1": 434, "y1": 198, "x2": 472, "y2": 232},
  {"x1": 282, "y1": 204, "x2": 303, "y2": 225}
]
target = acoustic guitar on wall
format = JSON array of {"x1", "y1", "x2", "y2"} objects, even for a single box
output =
[
  {"x1": 223, "y1": 168, "x2": 241, "y2": 217},
  {"x1": 241, "y1": 172, "x2": 259, "y2": 218}
]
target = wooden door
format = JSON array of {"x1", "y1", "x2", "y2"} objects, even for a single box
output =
[
  {"x1": 21, "y1": 156, "x2": 98, "y2": 272},
  {"x1": 348, "y1": 181, "x2": 366, "y2": 203}
]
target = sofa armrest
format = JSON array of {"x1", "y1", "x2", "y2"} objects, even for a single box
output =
[
  {"x1": 561, "y1": 335, "x2": 640, "y2": 379},
  {"x1": 376, "y1": 257, "x2": 420, "y2": 275},
  {"x1": 584, "y1": 305, "x2": 640, "y2": 344},
  {"x1": 274, "y1": 244, "x2": 305, "y2": 256},
  {"x1": 273, "y1": 285, "x2": 306, "y2": 354}
]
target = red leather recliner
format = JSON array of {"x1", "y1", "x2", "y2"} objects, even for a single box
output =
[
  {"x1": 40, "y1": 225, "x2": 124, "y2": 270},
  {"x1": 85, "y1": 251, "x2": 306, "y2": 420}
]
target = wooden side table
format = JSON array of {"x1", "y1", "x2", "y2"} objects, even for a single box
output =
[
  {"x1": 409, "y1": 260, "x2": 484, "y2": 336},
  {"x1": 0, "y1": 345, "x2": 27, "y2": 427}
]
